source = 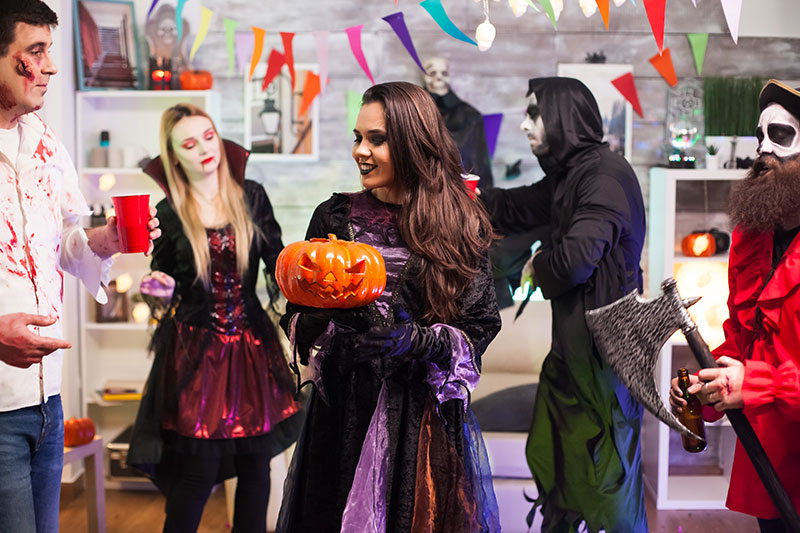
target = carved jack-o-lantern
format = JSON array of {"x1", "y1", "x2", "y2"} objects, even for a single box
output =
[
  {"x1": 276, "y1": 234, "x2": 386, "y2": 308},
  {"x1": 681, "y1": 232, "x2": 716, "y2": 257}
]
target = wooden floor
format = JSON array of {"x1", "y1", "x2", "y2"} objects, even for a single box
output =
[{"x1": 59, "y1": 483, "x2": 760, "y2": 533}]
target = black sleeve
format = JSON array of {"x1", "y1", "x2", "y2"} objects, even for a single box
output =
[
  {"x1": 461, "y1": 115, "x2": 495, "y2": 188},
  {"x1": 479, "y1": 176, "x2": 553, "y2": 235},
  {"x1": 246, "y1": 180, "x2": 284, "y2": 278},
  {"x1": 451, "y1": 256, "x2": 502, "y2": 371},
  {"x1": 150, "y1": 199, "x2": 178, "y2": 277},
  {"x1": 533, "y1": 174, "x2": 630, "y2": 300}
]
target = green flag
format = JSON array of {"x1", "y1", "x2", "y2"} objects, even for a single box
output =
[
  {"x1": 347, "y1": 90, "x2": 362, "y2": 134},
  {"x1": 687, "y1": 33, "x2": 709, "y2": 76}
]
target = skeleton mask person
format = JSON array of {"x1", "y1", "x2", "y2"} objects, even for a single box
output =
[
  {"x1": 422, "y1": 56, "x2": 450, "y2": 96},
  {"x1": 728, "y1": 80, "x2": 800, "y2": 232}
]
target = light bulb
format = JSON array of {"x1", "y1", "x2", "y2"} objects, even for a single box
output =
[
  {"x1": 475, "y1": 19, "x2": 496, "y2": 52},
  {"x1": 115, "y1": 273, "x2": 133, "y2": 293},
  {"x1": 551, "y1": 0, "x2": 564, "y2": 20},
  {"x1": 579, "y1": 0, "x2": 598, "y2": 16},
  {"x1": 98, "y1": 173, "x2": 116, "y2": 191},
  {"x1": 132, "y1": 302, "x2": 150, "y2": 323},
  {"x1": 509, "y1": 0, "x2": 527, "y2": 16}
]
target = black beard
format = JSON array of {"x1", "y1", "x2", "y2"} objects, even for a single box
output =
[{"x1": 727, "y1": 154, "x2": 800, "y2": 232}]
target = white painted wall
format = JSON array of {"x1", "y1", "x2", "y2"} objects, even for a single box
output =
[{"x1": 740, "y1": 0, "x2": 800, "y2": 39}]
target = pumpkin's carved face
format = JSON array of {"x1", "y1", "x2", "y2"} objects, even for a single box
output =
[{"x1": 276, "y1": 234, "x2": 386, "y2": 308}]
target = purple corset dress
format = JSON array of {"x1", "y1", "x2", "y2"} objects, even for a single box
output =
[{"x1": 162, "y1": 226, "x2": 299, "y2": 440}]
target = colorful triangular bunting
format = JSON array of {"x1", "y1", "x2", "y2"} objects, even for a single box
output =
[
  {"x1": 420, "y1": 0, "x2": 477, "y2": 46},
  {"x1": 175, "y1": 0, "x2": 189, "y2": 43},
  {"x1": 224, "y1": 19, "x2": 238, "y2": 75},
  {"x1": 596, "y1": 0, "x2": 610, "y2": 30},
  {"x1": 262, "y1": 49, "x2": 286, "y2": 91},
  {"x1": 483, "y1": 114, "x2": 503, "y2": 159},
  {"x1": 687, "y1": 33, "x2": 708, "y2": 75},
  {"x1": 720, "y1": 0, "x2": 742, "y2": 44},
  {"x1": 248, "y1": 27, "x2": 265, "y2": 81},
  {"x1": 538, "y1": 0, "x2": 558, "y2": 29},
  {"x1": 189, "y1": 7, "x2": 213, "y2": 62},
  {"x1": 383, "y1": 12, "x2": 426, "y2": 73},
  {"x1": 643, "y1": 0, "x2": 665, "y2": 53},
  {"x1": 281, "y1": 33, "x2": 296, "y2": 90},
  {"x1": 347, "y1": 90, "x2": 362, "y2": 133},
  {"x1": 649, "y1": 47, "x2": 678, "y2": 86},
  {"x1": 611, "y1": 73, "x2": 643, "y2": 118},
  {"x1": 346, "y1": 25, "x2": 375, "y2": 85},
  {"x1": 299, "y1": 72, "x2": 321, "y2": 117},
  {"x1": 314, "y1": 32, "x2": 329, "y2": 96},
  {"x1": 234, "y1": 32, "x2": 253, "y2": 76}
]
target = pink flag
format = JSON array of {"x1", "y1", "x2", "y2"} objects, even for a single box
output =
[
  {"x1": 314, "y1": 32, "x2": 330, "y2": 96},
  {"x1": 346, "y1": 25, "x2": 375, "y2": 85}
]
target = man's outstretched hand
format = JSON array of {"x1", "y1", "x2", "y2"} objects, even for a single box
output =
[{"x1": 0, "y1": 313, "x2": 72, "y2": 368}]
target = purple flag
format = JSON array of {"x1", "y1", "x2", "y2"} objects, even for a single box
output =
[
  {"x1": 146, "y1": 0, "x2": 160, "y2": 20},
  {"x1": 483, "y1": 113, "x2": 503, "y2": 159},
  {"x1": 234, "y1": 32, "x2": 253, "y2": 77},
  {"x1": 382, "y1": 12, "x2": 426, "y2": 74}
]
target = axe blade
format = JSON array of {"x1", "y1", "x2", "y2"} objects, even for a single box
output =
[{"x1": 585, "y1": 288, "x2": 704, "y2": 441}]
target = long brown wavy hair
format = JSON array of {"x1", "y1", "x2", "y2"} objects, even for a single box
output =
[
  {"x1": 159, "y1": 104, "x2": 255, "y2": 286},
  {"x1": 361, "y1": 82, "x2": 494, "y2": 324}
]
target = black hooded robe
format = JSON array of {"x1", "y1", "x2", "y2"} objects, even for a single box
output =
[{"x1": 481, "y1": 77, "x2": 648, "y2": 533}]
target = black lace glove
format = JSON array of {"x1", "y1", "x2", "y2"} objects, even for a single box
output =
[
  {"x1": 356, "y1": 307, "x2": 450, "y2": 364},
  {"x1": 294, "y1": 306, "x2": 371, "y2": 364}
]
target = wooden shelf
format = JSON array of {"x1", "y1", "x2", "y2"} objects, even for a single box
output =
[
  {"x1": 81, "y1": 167, "x2": 146, "y2": 175},
  {"x1": 77, "y1": 90, "x2": 211, "y2": 99},
  {"x1": 84, "y1": 322, "x2": 148, "y2": 331}
]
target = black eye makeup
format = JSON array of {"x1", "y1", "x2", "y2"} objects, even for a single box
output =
[
  {"x1": 526, "y1": 104, "x2": 541, "y2": 121},
  {"x1": 767, "y1": 124, "x2": 797, "y2": 148}
]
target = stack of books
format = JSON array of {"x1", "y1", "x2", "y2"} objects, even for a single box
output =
[{"x1": 101, "y1": 380, "x2": 144, "y2": 402}]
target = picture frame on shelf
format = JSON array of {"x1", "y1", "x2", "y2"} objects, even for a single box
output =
[
  {"x1": 74, "y1": 0, "x2": 142, "y2": 90},
  {"x1": 243, "y1": 63, "x2": 320, "y2": 161},
  {"x1": 557, "y1": 63, "x2": 634, "y2": 161}
]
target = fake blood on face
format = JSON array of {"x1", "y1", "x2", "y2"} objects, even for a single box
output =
[
  {"x1": 15, "y1": 56, "x2": 35, "y2": 81},
  {"x1": 0, "y1": 83, "x2": 16, "y2": 111}
]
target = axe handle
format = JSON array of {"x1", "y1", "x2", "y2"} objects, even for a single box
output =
[{"x1": 685, "y1": 328, "x2": 800, "y2": 532}]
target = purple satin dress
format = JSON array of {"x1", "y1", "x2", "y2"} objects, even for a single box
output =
[{"x1": 162, "y1": 226, "x2": 300, "y2": 442}]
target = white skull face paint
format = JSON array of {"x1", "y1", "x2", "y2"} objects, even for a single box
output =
[
  {"x1": 520, "y1": 92, "x2": 549, "y2": 156},
  {"x1": 757, "y1": 103, "x2": 800, "y2": 159}
]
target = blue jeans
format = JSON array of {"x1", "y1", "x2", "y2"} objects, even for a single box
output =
[{"x1": 0, "y1": 394, "x2": 64, "y2": 533}]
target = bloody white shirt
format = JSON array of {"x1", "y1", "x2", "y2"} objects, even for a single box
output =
[{"x1": 0, "y1": 113, "x2": 111, "y2": 412}]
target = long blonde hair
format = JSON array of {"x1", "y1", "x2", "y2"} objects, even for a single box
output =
[{"x1": 159, "y1": 104, "x2": 254, "y2": 286}]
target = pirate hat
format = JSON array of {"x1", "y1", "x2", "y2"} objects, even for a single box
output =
[{"x1": 759, "y1": 79, "x2": 800, "y2": 119}]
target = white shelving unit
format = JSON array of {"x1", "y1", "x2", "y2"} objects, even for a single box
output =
[
  {"x1": 643, "y1": 167, "x2": 746, "y2": 509},
  {"x1": 75, "y1": 90, "x2": 217, "y2": 468}
]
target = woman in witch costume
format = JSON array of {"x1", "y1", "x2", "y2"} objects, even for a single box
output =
[
  {"x1": 277, "y1": 81, "x2": 502, "y2": 532},
  {"x1": 127, "y1": 103, "x2": 302, "y2": 533}
]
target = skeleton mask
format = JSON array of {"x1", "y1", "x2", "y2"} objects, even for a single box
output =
[
  {"x1": 757, "y1": 103, "x2": 800, "y2": 159},
  {"x1": 520, "y1": 92, "x2": 549, "y2": 156},
  {"x1": 422, "y1": 57, "x2": 450, "y2": 96}
]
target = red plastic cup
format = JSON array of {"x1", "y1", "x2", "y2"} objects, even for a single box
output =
[
  {"x1": 463, "y1": 174, "x2": 480, "y2": 192},
  {"x1": 112, "y1": 194, "x2": 150, "y2": 253}
]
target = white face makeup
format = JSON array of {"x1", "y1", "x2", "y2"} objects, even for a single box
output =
[
  {"x1": 757, "y1": 103, "x2": 800, "y2": 159},
  {"x1": 170, "y1": 115, "x2": 221, "y2": 182},
  {"x1": 422, "y1": 57, "x2": 450, "y2": 96},
  {"x1": 520, "y1": 92, "x2": 548, "y2": 156}
]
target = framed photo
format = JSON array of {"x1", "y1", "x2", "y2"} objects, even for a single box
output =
[
  {"x1": 74, "y1": 0, "x2": 142, "y2": 90},
  {"x1": 557, "y1": 63, "x2": 633, "y2": 161},
  {"x1": 244, "y1": 63, "x2": 320, "y2": 161}
]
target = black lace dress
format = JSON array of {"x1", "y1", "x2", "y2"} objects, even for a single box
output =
[{"x1": 277, "y1": 190, "x2": 502, "y2": 532}]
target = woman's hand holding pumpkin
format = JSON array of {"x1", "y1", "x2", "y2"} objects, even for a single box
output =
[{"x1": 356, "y1": 307, "x2": 449, "y2": 363}]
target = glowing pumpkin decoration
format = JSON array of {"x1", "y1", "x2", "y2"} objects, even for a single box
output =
[
  {"x1": 64, "y1": 417, "x2": 96, "y2": 447},
  {"x1": 276, "y1": 234, "x2": 386, "y2": 308},
  {"x1": 681, "y1": 232, "x2": 716, "y2": 257}
]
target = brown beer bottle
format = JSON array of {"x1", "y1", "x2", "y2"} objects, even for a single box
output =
[{"x1": 677, "y1": 368, "x2": 707, "y2": 453}]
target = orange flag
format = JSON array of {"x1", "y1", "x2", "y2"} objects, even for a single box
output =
[
  {"x1": 248, "y1": 27, "x2": 265, "y2": 81},
  {"x1": 299, "y1": 72, "x2": 321, "y2": 117},
  {"x1": 649, "y1": 47, "x2": 677, "y2": 86},
  {"x1": 596, "y1": 0, "x2": 610, "y2": 30}
]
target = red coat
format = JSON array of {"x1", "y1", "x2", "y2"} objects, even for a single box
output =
[{"x1": 707, "y1": 226, "x2": 800, "y2": 518}]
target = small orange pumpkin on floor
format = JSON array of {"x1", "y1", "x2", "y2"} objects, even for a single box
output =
[
  {"x1": 64, "y1": 417, "x2": 96, "y2": 447},
  {"x1": 681, "y1": 232, "x2": 716, "y2": 257},
  {"x1": 276, "y1": 234, "x2": 386, "y2": 308}
]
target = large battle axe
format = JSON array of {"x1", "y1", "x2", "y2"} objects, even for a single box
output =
[{"x1": 586, "y1": 278, "x2": 800, "y2": 531}]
